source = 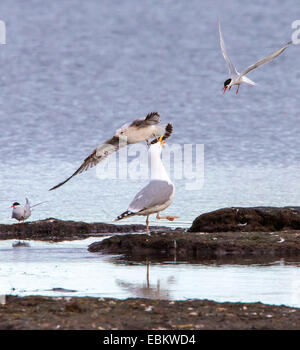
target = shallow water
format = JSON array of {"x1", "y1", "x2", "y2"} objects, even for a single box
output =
[
  {"x1": 1, "y1": 238, "x2": 300, "y2": 308},
  {"x1": 0, "y1": 0, "x2": 299, "y2": 226}
]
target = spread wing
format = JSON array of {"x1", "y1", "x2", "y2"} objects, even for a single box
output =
[
  {"x1": 129, "y1": 112, "x2": 161, "y2": 128},
  {"x1": 240, "y1": 41, "x2": 292, "y2": 77},
  {"x1": 49, "y1": 136, "x2": 122, "y2": 190},
  {"x1": 219, "y1": 22, "x2": 238, "y2": 77},
  {"x1": 143, "y1": 112, "x2": 161, "y2": 125}
]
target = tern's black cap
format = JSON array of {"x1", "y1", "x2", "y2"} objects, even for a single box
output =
[{"x1": 224, "y1": 78, "x2": 231, "y2": 87}]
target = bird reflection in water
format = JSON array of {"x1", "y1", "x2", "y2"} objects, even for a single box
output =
[{"x1": 116, "y1": 258, "x2": 176, "y2": 300}]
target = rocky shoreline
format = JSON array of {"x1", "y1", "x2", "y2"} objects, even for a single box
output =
[
  {"x1": 1, "y1": 207, "x2": 299, "y2": 330},
  {"x1": 1, "y1": 207, "x2": 299, "y2": 259},
  {"x1": 85, "y1": 206, "x2": 298, "y2": 259},
  {"x1": 0, "y1": 218, "x2": 172, "y2": 242},
  {"x1": 88, "y1": 230, "x2": 300, "y2": 258},
  {"x1": 87, "y1": 208, "x2": 300, "y2": 258},
  {"x1": 1, "y1": 295, "x2": 299, "y2": 330},
  {"x1": 189, "y1": 206, "x2": 300, "y2": 232}
]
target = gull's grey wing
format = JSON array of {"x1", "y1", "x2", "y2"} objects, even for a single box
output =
[
  {"x1": 49, "y1": 136, "x2": 122, "y2": 191},
  {"x1": 218, "y1": 22, "x2": 238, "y2": 77},
  {"x1": 128, "y1": 180, "x2": 174, "y2": 213},
  {"x1": 240, "y1": 41, "x2": 292, "y2": 77},
  {"x1": 129, "y1": 112, "x2": 160, "y2": 128}
]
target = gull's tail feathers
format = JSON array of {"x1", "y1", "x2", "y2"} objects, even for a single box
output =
[{"x1": 114, "y1": 210, "x2": 136, "y2": 221}]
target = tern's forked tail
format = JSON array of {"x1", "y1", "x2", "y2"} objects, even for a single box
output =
[{"x1": 242, "y1": 76, "x2": 256, "y2": 86}]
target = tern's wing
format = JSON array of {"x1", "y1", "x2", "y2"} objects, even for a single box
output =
[
  {"x1": 49, "y1": 136, "x2": 122, "y2": 191},
  {"x1": 219, "y1": 22, "x2": 238, "y2": 77},
  {"x1": 24, "y1": 198, "x2": 31, "y2": 218},
  {"x1": 240, "y1": 41, "x2": 292, "y2": 77}
]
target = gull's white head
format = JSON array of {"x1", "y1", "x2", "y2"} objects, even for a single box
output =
[
  {"x1": 149, "y1": 136, "x2": 166, "y2": 154},
  {"x1": 114, "y1": 123, "x2": 130, "y2": 138}
]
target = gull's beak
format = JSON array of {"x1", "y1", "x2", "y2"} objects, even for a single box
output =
[{"x1": 159, "y1": 136, "x2": 166, "y2": 147}]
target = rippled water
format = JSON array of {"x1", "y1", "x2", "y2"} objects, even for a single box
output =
[
  {"x1": 0, "y1": 0, "x2": 299, "y2": 226},
  {"x1": 0, "y1": 1, "x2": 299, "y2": 307},
  {"x1": 1, "y1": 239, "x2": 300, "y2": 307}
]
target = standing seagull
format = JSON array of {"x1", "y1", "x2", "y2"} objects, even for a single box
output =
[
  {"x1": 219, "y1": 22, "x2": 292, "y2": 94},
  {"x1": 115, "y1": 124, "x2": 178, "y2": 235},
  {"x1": 49, "y1": 112, "x2": 168, "y2": 191},
  {"x1": 11, "y1": 198, "x2": 47, "y2": 224}
]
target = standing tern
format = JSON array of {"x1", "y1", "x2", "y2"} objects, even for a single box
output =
[
  {"x1": 11, "y1": 198, "x2": 46, "y2": 247},
  {"x1": 219, "y1": 22, "x2": 292, "y2": 94},
  {"x1": 49, "y1": 112, "x2": 168, "y2": 190},
  {"x1": 11, "y1": 198, "x2": 47, "y2": 224},
  {"x1": 115, "y1": 124, "x2": 178, "y2": 235}
]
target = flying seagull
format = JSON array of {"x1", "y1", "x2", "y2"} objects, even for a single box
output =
[
  {"x1": 49, "y1": 112, "x2": 168, "y2": 191},
  {"x1": 219, "y1": 22, "x2": 292, "y2": 94},
  {"x1": 115, "y1": 124, "x2": 178, "y2": 235}
]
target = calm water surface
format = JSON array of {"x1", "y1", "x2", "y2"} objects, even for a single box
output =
[
  {"x1": 0, "y1": 0, "x2": 299, "y2": 226},
  {"x1": 0, "y1": 238, "x2": 300, "y2": 307}
]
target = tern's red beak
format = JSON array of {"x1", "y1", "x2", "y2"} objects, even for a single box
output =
[{"x1": 223, "y1": 86, "x2": 228, "y2": 94}]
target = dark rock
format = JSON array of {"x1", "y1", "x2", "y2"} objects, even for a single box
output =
[
  {"x1": 88, "y1": 207, "x2": 300, "y2": 259},
  {"x1": 0, "y1": 218, "x2": 170, "y2": 241},
  {"x1": 189, "y1": 207, "x2": 300, "y2": 233},
  {"x1": 50, "y1": 288, "x2": 77, "y2": 293},
  {"x1": 88, "y1": 230, "x2": 300, "y2": 258},
  {"x1": 12, "y1": 241, "x2": 30, "y2": 248},
  {"x1": 64, "y1": 301, "x2": 83, "y2": 313}
]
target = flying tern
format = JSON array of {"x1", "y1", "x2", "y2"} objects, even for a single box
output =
[{"x1": 219, "y1": 22, "x2": 292, "y2": 94}]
